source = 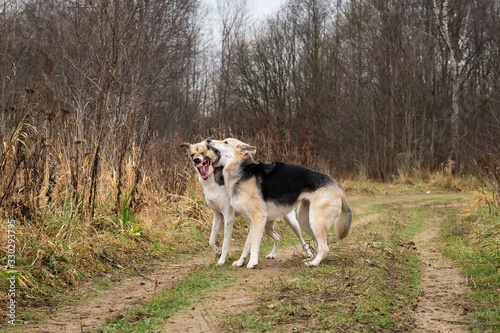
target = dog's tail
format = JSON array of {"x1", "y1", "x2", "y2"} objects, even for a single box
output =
[{"x1": 335, "y1": 194, "x2": 352, "y2": 240}]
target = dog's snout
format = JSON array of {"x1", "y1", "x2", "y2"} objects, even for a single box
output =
[{"x1": 193, "y1": 157, "x2": 203, "y2": 164}]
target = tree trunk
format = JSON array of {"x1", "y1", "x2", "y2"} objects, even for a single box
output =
[{"x1": 432, "y1": 0, "x2": 468, "y2": 172}]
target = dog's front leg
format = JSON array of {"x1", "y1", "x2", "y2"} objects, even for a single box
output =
[
  {"x1": 217, "y1": 208, "x2": 235, "y2": 265},
  {"x1": 283, "y1": 211, "x2": 314, "y2": 258},
  {"x1": 233, "y1": 224, "x2": 252, "y2": 267},
  {"x1": 247, "y1": 214, "x2": 267, "y2": 269},
  {"x1": 209, "y1": 210, "x2": 223, "y2": 258},
  {"x1": 264, "y1": 220, "x2": 280, "y2": 259}
]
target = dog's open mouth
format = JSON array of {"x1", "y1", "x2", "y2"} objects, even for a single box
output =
[{"x1": 195, "y1": 157, "x2": 211, "y2": 180}]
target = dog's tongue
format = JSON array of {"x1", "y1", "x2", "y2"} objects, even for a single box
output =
[{"x1": 196, "y1": 159, "x2": 210, "y2": 179}]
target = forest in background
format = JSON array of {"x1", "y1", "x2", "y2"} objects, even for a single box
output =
[{"x1": 1, "y1": 0, "x2": 500, "y2": 221}]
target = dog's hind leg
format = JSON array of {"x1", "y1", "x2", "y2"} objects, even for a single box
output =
[
  {"x1": 283, "y1": 211, "x2": 313, "y2": 258},
  {"x1": 209, "y1": 210, "x2": 223, "y2": 258},
  {"x1": 304, "y1": 191, "x2": 342, "y2": 267},
  {"x1": 264, "y1": 220, "x2": 280, "y2": 259},
  {"x1": 217, "y1": 208, "x2": 235, "y2": 265},
  {"x1": 297, "y1": 200, "x2": 316, "y2": 261},
  {"x1": 304, "y1": 206, "x2": 329, "y2": 267}
]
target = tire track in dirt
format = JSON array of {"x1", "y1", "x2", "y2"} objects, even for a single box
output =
[
  {"x1": 30, "y1": 259, "x2": 207, "y2": 333},
  {"x1": 414, "y1": 215, "x2": 469, "y2": 332},
  {"x1": 353, "y1": 213, "x2": 380, "y2": 229}
]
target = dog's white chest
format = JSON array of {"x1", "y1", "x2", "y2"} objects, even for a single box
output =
[{"x1": 202, "y1": 182, "x2": 230, "y2": 213}]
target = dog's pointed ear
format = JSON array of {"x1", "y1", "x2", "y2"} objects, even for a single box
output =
[
  {"x1": 239, "y1": 144, "x2": 256, "y2": 156},
  {"x1": 179, "y1": 142, "x2": 191, "y2": 149}
]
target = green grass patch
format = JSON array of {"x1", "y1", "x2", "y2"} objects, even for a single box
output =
[
  {"x1": 440, "y1": 205, "x2": 500, "y2": 332},
  {"x1": 97, "y1": 264, "x2": 237, "y2": 332}
]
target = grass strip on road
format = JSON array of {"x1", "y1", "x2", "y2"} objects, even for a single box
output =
[{"x1": 97, "y1": 264, "x2": 237, "y2": 332}]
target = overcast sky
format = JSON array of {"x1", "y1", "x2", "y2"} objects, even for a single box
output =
[
  {"x1": 248, "y1": 0, "x2": 287, "y2": 18},
  {"x1": 203, "y1": 0, "x2": 287, "y2": 20}
]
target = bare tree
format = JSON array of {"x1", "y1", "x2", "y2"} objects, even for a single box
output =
[
  {"x1": 0, "y1": 0, "x2": 203, "y2": 217},
  {"x1": 213, "y1": 0, "x2": 249, "y2": 125},
  {"x1": 432, "y1": 0, "x2": 470, "y2": 172}
]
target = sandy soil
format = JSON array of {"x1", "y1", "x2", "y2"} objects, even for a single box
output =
[{"x1": 414, "y1": 216, "x2": 469, "y2": 332}]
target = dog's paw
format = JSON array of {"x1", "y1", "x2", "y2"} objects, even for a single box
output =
[
  {"x1": 265, "y1": 253, "x2": 277, "y2": 259},
  {"x1": 304, "y1": 260, "x2": 320, "y2": 267},
  {"x1": 246, "y1": 262, "x2": 258, "y2": 269},
  {"x1": 232, "y1": 260, "x2": 244, "y2": 267},
  {"x1": 216, "y1": 259, "x2": 225, "y2": 266}
]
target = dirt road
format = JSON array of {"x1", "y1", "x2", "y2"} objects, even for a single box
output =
[
  {"x1": 414, "y1": 216, "x2": 469, "y2": 332},
  {"x1": 21, "y1": 193, "x2": 472, "y2": 332}
]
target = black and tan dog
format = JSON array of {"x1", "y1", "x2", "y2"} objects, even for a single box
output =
[
  {"x1": 181, "y1": 139, "x2": 313, "y2": 265},
  {"x1": 207, "y1": 138, "x2": 351, "y2": 268}
]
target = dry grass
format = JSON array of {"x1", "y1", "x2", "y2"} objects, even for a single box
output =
[{"x1": 0, "y1": 154, "x2": 210, "y2": 306}]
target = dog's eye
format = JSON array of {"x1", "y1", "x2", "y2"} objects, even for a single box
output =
[
  {"x1": 224, "y1": 140, "x2": 228, "y2": 144},
  {"x1": 190, "y1": 154, "x2": 194, "y2": 157}
]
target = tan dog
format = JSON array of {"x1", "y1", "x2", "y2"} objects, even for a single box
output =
[
  {"x1": 207, "y1": 138, "x2": 351, "y2": 268},
  {"x1": 181, "y1": 140, "x2": 313, "y2": 265}
]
